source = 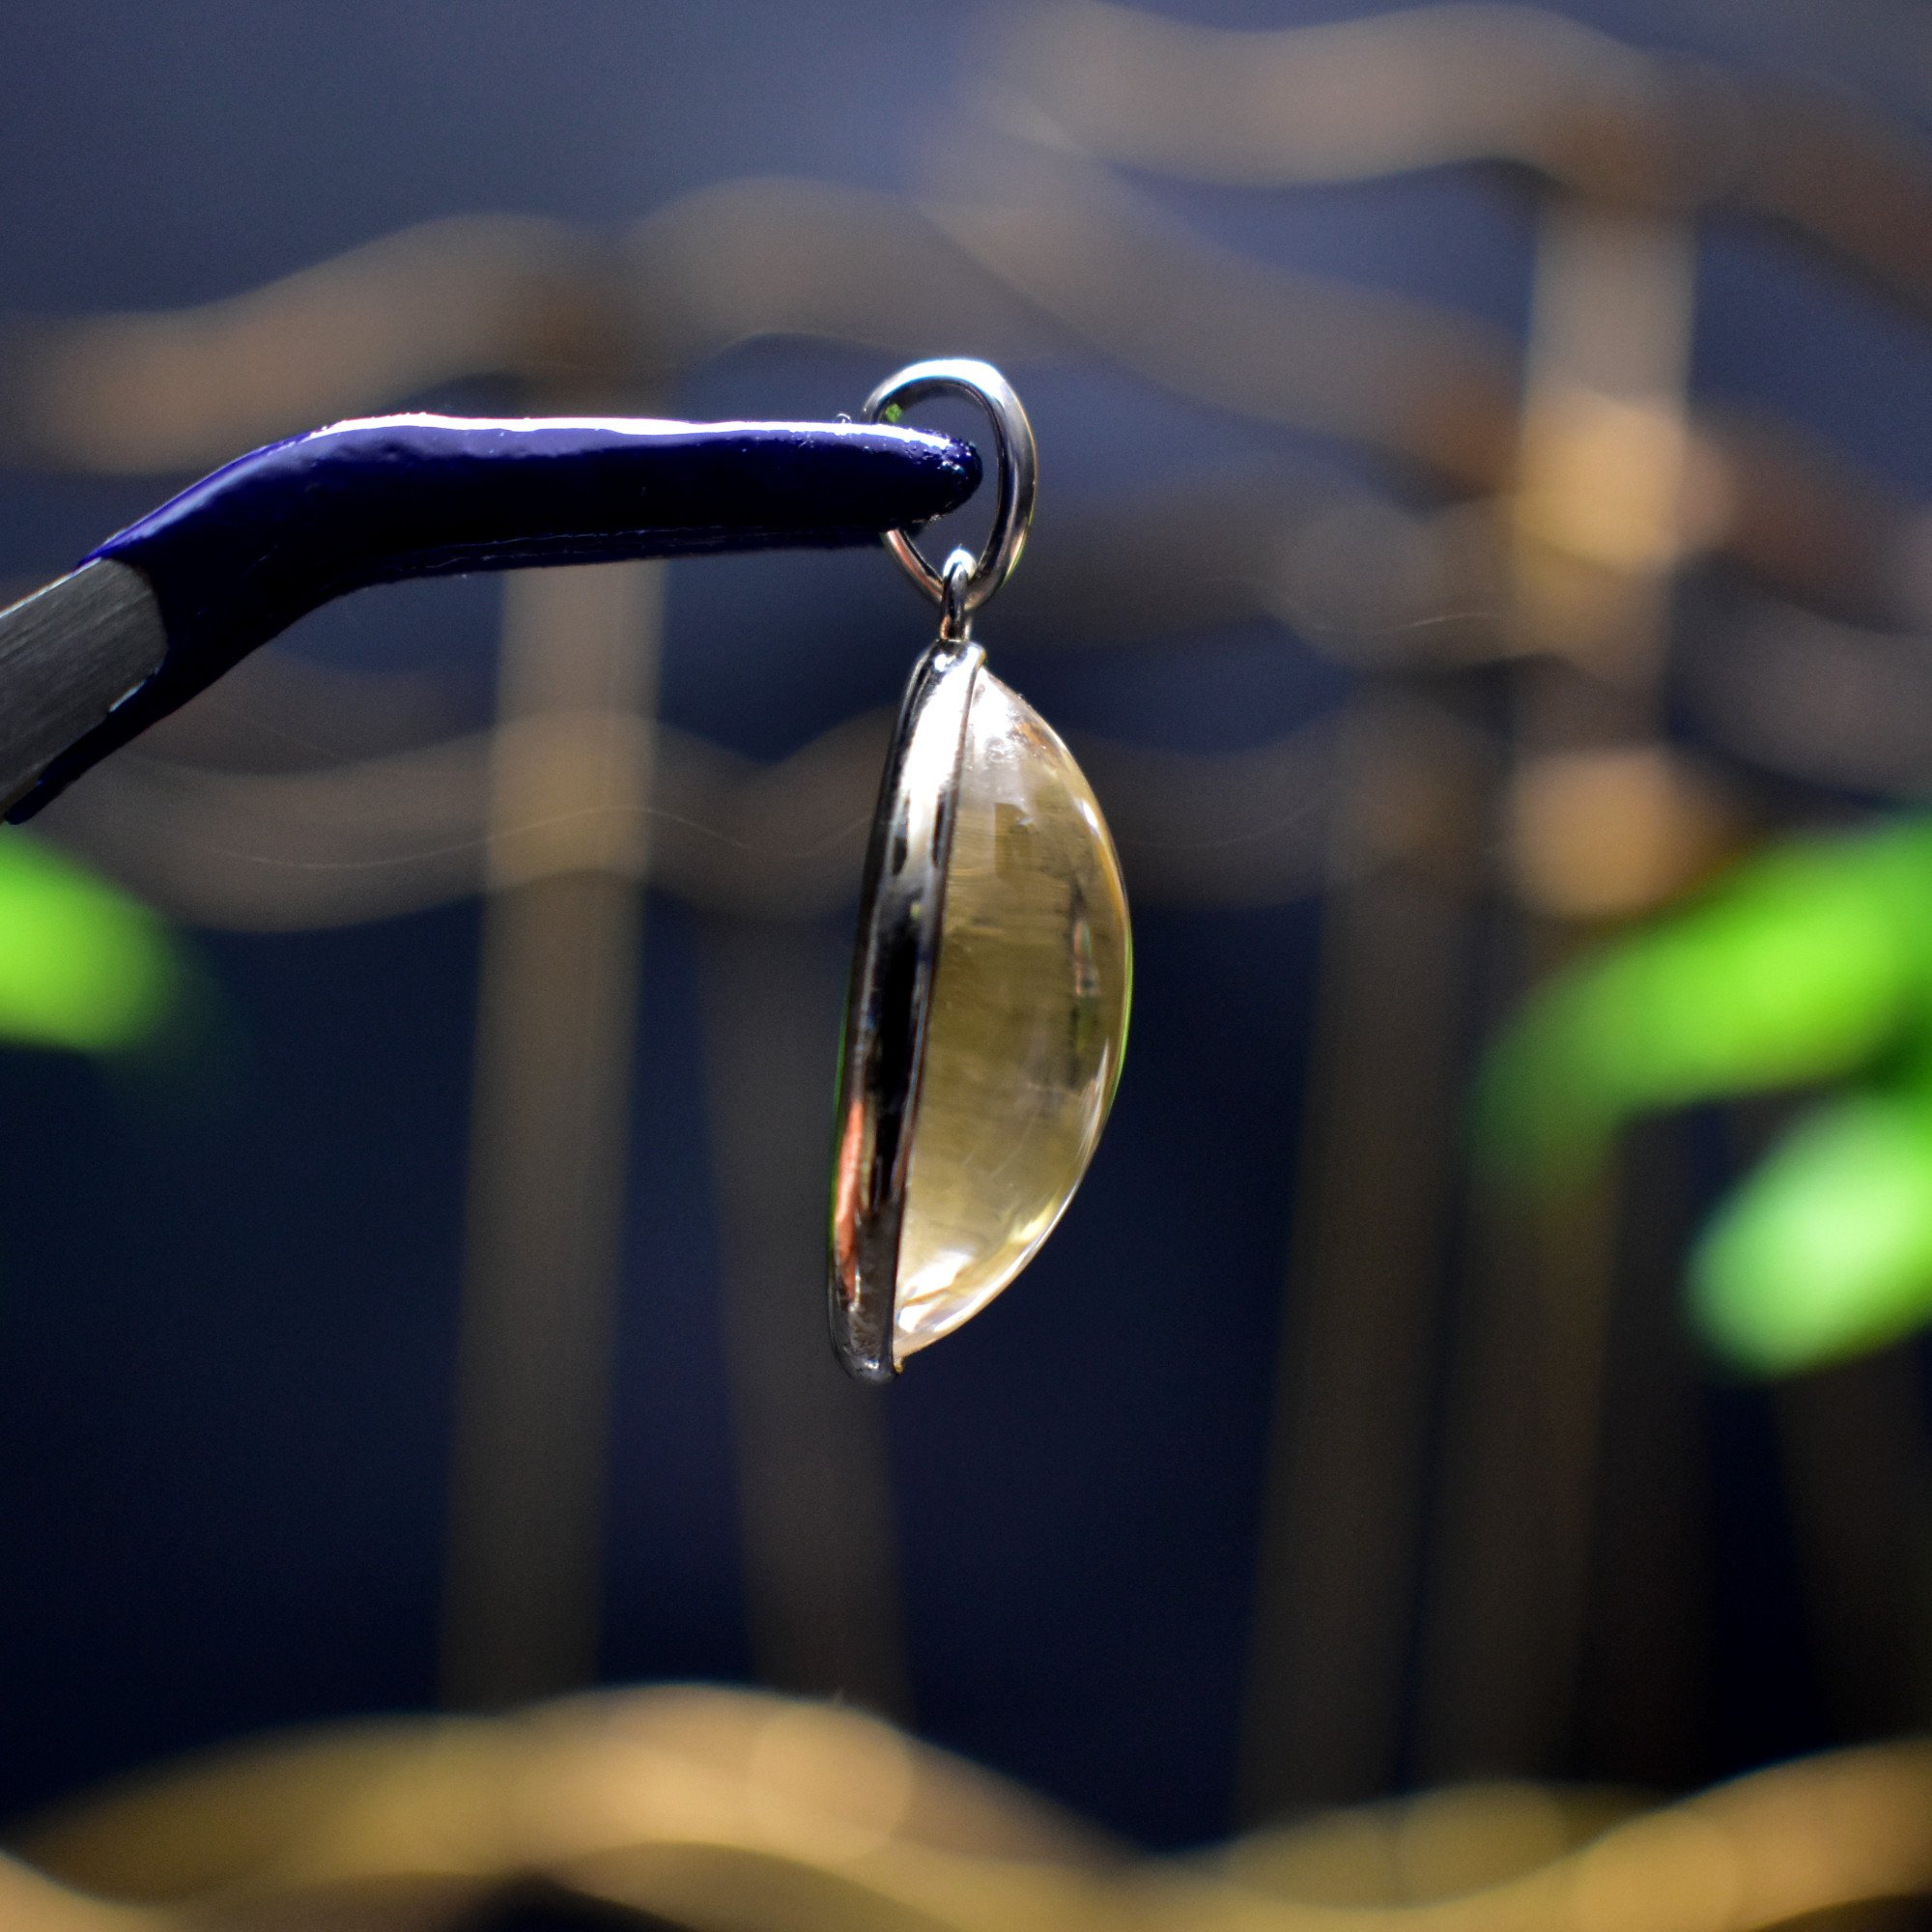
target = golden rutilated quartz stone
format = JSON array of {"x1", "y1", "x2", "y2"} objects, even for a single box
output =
[{"x1": 894, "y1": 670, "x2": 1131, "y2": 1360}]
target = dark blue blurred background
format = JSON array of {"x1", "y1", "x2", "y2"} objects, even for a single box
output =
[{"x1": 3, "y1": 0, "x2": 1931, "y2": 1855}]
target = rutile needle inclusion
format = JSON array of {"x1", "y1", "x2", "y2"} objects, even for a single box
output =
[{"x1": 894, "y1": 670, "x2": 1131, "y2": 1360}]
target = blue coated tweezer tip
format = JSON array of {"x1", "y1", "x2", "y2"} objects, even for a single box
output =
[{"x1": 11, "y1": 412, "x2": 980, "y2": 821}]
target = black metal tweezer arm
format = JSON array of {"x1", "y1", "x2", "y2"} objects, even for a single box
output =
[{"x1": 0, "y1": 412, "x2": 980, "y2": 820}]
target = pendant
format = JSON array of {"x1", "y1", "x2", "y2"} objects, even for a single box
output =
[{"x1": 829, "y1": 361, "x2": 1133, "y2": 1382}]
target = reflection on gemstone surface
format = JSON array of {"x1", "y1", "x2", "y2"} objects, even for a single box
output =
[{"x1": 895, "y1": 669, "x2": 1131, "y2": 1360}]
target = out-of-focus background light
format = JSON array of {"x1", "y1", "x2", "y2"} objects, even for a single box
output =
[{"x1": 9, "y1": 3, "x2": 1932, "y2": 1928}]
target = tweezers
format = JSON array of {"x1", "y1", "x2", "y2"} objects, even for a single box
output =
[{"x1": 0, "y1": 412, "x2": 980, "y2": 820}]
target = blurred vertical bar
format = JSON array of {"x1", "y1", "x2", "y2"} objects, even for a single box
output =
[
  {"x1": 1240, "y1": 694, "x2": 1481, "y2": 1816},
  {"x1": 441, "y1": 558, "x2": 662, "y2": 1707},
  {"x1": 1776, "y1": 1333, "x2": 1932, "y2": 1737},
  {"x1": 1419, "y1": 195, "x2": 1698, "y2": 1780},
  {"x1": 699, "y1": 918, "x2": 910, "y2": 1716},
  {"x1": 1580, "y1": 1114, "x2": 1708, "y2": 1783}
]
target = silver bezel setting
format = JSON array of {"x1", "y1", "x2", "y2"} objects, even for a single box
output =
[{"x1": 828, "y1": 636, "x2": 983, "y2": 1381}]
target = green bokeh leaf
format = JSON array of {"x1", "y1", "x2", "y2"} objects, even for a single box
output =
[
  {"x1": 0, "y1": 832, "x2": 180, "y2": 1053},
  {"x1": 1691, "y1": 1092, "x2": 1932, "y2": 1377},
  {"x1": 1477, "y1": 822, "x2": 1932, "y2": 1193}
]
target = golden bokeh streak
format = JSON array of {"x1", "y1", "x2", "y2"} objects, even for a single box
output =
[{"x1": 11, "y1": 1692, "x2": 1932, "y2": 1932}]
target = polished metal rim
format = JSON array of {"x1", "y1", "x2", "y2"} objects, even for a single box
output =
[{"x1": 828, "y1": 607, "x2": 983, "y2": 1381}]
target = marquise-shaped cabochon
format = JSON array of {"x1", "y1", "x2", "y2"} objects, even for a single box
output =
[{"x1": 894, "y1": 669, "x2": 1132, "y2": 1360}]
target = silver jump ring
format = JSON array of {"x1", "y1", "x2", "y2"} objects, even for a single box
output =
[{"x1": 863, "y1": 358, "x2": 1037, "y2": 618}]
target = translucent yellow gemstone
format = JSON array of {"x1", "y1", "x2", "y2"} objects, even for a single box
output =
[{"x1": 894, "y1": 669, "x2": 1131, "y2": 1361}]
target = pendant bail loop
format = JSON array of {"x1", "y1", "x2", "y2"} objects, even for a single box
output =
[
  {"x1": 937, "y1": 547, "x2": 976, "y2": 644},
  {"x1": 864, "y1": 358, "x2": 1037, "y2": 618}
]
